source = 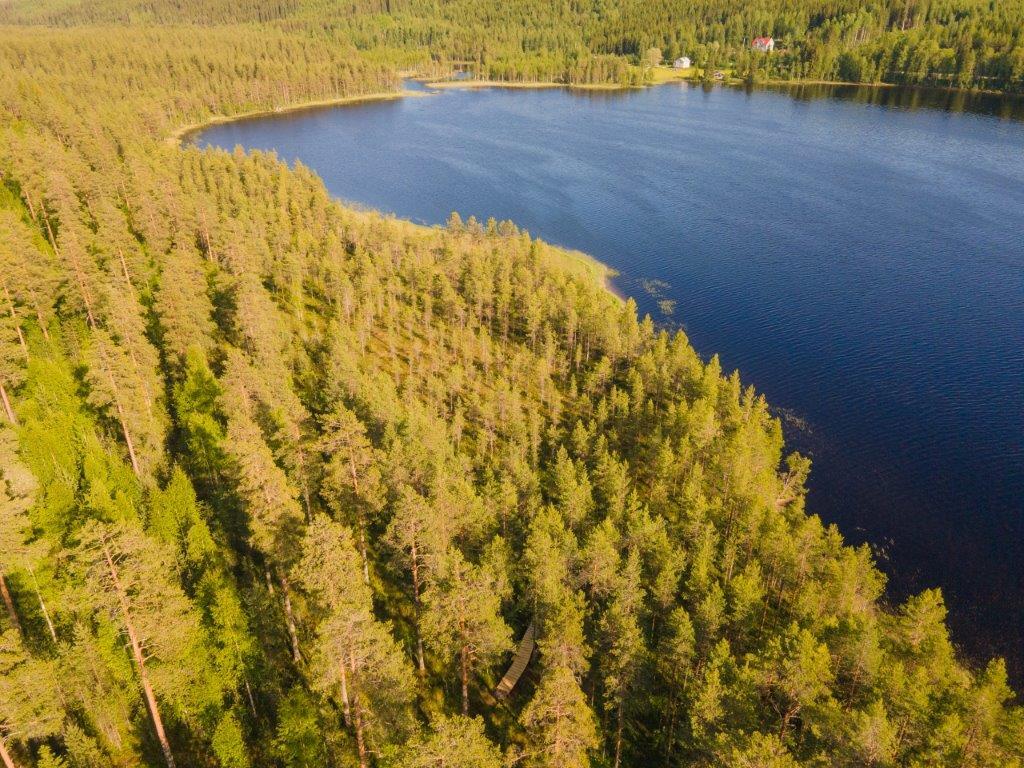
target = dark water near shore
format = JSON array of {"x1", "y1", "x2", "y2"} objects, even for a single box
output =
[{"x1": 196, "y1": 81, "x2": 1024, "y2": 680}]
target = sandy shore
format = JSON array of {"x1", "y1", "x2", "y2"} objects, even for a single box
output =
[{"x1": 166, "y1": 89, "x2": 428, "y2": 146}]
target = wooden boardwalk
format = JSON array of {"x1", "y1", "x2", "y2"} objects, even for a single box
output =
[{"x1": 495, "y1": 622, "x2": 536, "y2": 699}]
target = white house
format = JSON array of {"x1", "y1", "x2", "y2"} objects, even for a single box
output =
[
  {"x1": 752, "y1": 36, "x2": 775, "y2": 52},
  {"x1": 673, "y1": 56, "x2": 692, "y2": 69}
]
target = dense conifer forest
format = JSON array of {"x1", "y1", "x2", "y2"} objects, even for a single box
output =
[
  {"x1": 3, "y1": 0, "x2": 1024, "y2": 87},
  {"x1": 0, "y1": 2, "x2": 1023, "y2": 767}
]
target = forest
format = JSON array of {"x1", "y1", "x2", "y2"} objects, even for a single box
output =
[
  {"x1": 0, "y1": 2, "x2": 1023, "y2": 768},
  {"x1": 2, "y1": 0, "x2": 1024, "y2": 88}
]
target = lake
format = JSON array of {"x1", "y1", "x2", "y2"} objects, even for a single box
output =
[{"x1": 194, "y1": 81, "x2": 1024, "y2": 679}]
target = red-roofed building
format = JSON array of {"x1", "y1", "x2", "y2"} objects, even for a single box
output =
[{"x1": 752, "y1": 36, "x2": 775, "y2": 52}]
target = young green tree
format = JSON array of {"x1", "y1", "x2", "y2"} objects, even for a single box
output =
[
  {"x1": 421, "y1": 546, "x2": 512, "y2": 714},
  {"x1": 272, "y1": 687, "x2": 328, "y2": 768},
  {"x1": 598, "y1": 550, "x2": 645, "y2": 768},
  {"x1": 221, "y1": 353, "x2": 305, "y2": 662},
  {"x1": 318, "y1": 404, "x2": 385, "y2": 584},
  {"x1": 520, "y1": 664, "x2": 598, "y2": 768},
  {"x1": 0, "y1": 209, "x2": 60, "y2": 344},
  {"x1": 521, "y1": 507, "x2": 597, "y2": 768},
  {"x1": 385, "y1": 485, "x2": 438, "y2": 673},
  {"x1": 0, "y1": 430, "x2": 34, "y2": 635},
  {"x1": 296, "y1": 516, "x2": 414, "y2": 768},
  {"x1": 655, "y1": 606, "x2": 696, "y2": 763},
  {"x1": 393, "y1": 715, "x2": 503, "y2": 768},
  {"x1": 0, "y1": 308, "x2": 24, "y2": 425},
  {"x1": 756, "y1": 624, "x2": 835, "y2": 743},
  {"x1": 0, "y1": 630, "x2": 62, "y2": 768},
  {"x1": 75, "y1": 520, "x2": 211, "y2": 768}
]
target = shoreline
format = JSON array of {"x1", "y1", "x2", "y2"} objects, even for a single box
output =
[
  {"x1": 169, "y1": 77, "x2": 1015, "y2": 149},
  {"x1": 429, "y1": 74, "x2": 1015, "y2": 99},
  {"x1": 167, "y1": 72, "x2": 1010, "y2": 304},
  {"x1": 426, "y1": 79, "x2": 638, "y2": 92},
  {"x1": 168, "y1": 82, "x2": 623, "y2": 300},
  {"x1": 166, "y1": 89, "x2": 428, "y2": 146},
  {"x1": 429, "y1": 75, "x2": 905, "y2": 94},
  {"x1": 548, "y1": 242, "x2": 622, "y2": 301},
  {"x1": 352, "y1": 207, "x2": 622, "y2": 300}
]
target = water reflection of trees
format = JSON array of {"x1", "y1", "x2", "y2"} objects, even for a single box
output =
[
  {"x1": 768, "y1": 82, "x2": 1024, "y2": 120},
  {"x1": 567, "y1": 80, "x2": 1024, "y2": 120}
]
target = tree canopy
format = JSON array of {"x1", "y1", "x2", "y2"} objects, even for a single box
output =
[{"x1": 0, "y1": 3, "x2": 1021, "y2": 767}]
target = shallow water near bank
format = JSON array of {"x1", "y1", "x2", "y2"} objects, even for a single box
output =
[{"x1": 195, "y1": 81, "x2": 1024, "y2": 680}]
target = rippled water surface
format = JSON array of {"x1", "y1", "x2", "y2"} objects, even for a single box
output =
[{"x1": 196, "y1": 81, "x2": 1024, "y2": 677}]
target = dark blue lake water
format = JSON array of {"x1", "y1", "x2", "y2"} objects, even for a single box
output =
[{"x1": 195, "y1": 81, "x2": 1024, "y2": 678}]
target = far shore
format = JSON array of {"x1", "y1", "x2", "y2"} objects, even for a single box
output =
[
  {"x1": 425, "y1": 79, "x2": 637, "y2": 92},
  {"x1": 426, "y1": 73, "x2": 1003, "y2": 98},
  {"x1": 166, "y1": 89, "x2": 428, "y2": 146},
  {"x1": 169, "y1": 76, "x2": 1012, "y2": 148},
  {"x1": 428, "y1": 73, "x2": 919, "y2": 94}
]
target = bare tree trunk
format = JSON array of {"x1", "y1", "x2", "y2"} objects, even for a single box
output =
[
  {"x1": 95, "y1": 340, "x2": 141, "y2": 478},
  {"x1": 111, "y1": 387, "x2": 141, "y2": 477},
  {"x1": 460, "y1": 643, "x2": 470, "y2": 715},
  {"x1": 102, "y1": 539, "x2": 176, "y2": 768},
  {"x1": 302, "y1": 481, "x2": 313, "y2": 523},
  {"x1": 352, "y1": 704, "x2": 368, "y2": 768},
  {"x1": 199, "y1": 211, "x2": 215, "y2": 262},
  {"x1": 35, "y1": 309, "x2": 50, "y2": 341},
  {"x1": 0, "y1": 571, "x2": 22, "y2": 635},
  {"x1": 411, "y1": 542, "x2": 426, "y2": 674},
  {"x1": 348, "y1": 648, "x2": 368, "y2": 768},
  {"x1": 278, "y1": 571, "x2": 302, "y2": 664},
  {"x1": 0, "y1": 383, "x2": 16, "y2": 425},
  {"x1": 28, "y1": 566, "x2": 57, "y2": 643},
  {"x1": 663, "y1": 696, "x2": 677, "y2": 766},
  {"x1": 358, "y1": 527, "x2": 370, "y2": 585},
  {"x1": 614, "y1": 699, "x2": 624, "y2": 768},
  {"x1": 244, "y1": 677, "x2": 258, "y2": 719},
  {"x1": 337, "y1": 658, "x2": 351, "y2": 726},
  {"x1": 1, "y1": 281, "x2": 26, "y2": 358},
  {"x1": 347, "y1": 449, "x2": 371, "y2": 585},
  {"x1": 778, "y1": 705, "x2": 798, "y2": 741},
  {"x1": 44, "y1": 214, "x2": 97, "y2": 330},
  {"x1": 116, "y1": 247, "x2": 133, "y2": 288},
  {"x1": 0, "y1": 737, "x2": 18, "y2": 768},
  {"x1": 21, "y1": 188, "x2": 36, "y2": 220}
]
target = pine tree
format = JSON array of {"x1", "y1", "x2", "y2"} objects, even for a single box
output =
[
  {"x1": 75, "y1": 520, "x2": 210, "y2": 768},
  {"x1": 520, "y1": 664, "x2": 598, "y2": 768},
  {"x1": 385, "y1": 485, "x2": 438, "y2": 673},
  {"x1": 395, "y1": 715, "x2": 503, "y2": 768},
  {"x1": 0, "y1": 630, "x2": 62, "y2": 768},
  {"x1": 319, "y1": 403, "x2": 385, "y2": 584},
  {"x1": 421, "y1": 545, "x2": 512, "y2": 714},
  {"x1": 221, "y1": 352, "x2": 305, "y2": 662},
  {"x1": 598, "y1": 550, "x2": 645, "y2": 768},
  {"x1": 296, "y1": 516, "x2": 414, "y2": 768}
]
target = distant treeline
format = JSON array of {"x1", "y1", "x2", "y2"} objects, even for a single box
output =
[{"x1": 2, "y1": 0, "x2": 1023, "y2": 90}]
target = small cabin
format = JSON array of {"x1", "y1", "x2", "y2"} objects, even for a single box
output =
[
  {"x1": 752, "y1": 36, "x2": 775, "y2": 52},
  {"x1": 673, "y1": 56, "x2": 692, "y2": 70}
]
